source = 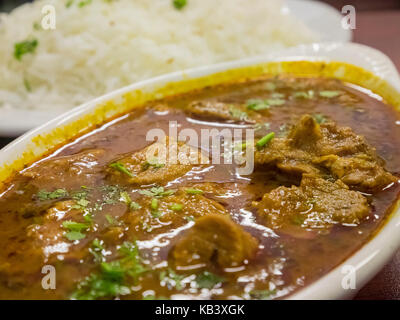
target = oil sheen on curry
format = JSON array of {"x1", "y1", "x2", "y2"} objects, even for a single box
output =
[{"x1": 1, "y1": 76, "x2": 400, "y2": 300}]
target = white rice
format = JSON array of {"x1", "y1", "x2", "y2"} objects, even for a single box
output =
[{"x1": 0, "y1": 0, "x2": 317, "y2": 111}]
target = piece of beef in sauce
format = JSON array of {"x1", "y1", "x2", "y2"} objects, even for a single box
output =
[
  {"x1": 107, "y1": 136, "x2": 209, "y2": 186},
  {"x1": 170, "y1": 214, "x2": 259, "y2": 269},
  {"x1": 254, "y1": 174, "x2": 369, "y2": 235},
  {"x1": 255, "y1": 115, "x2": 396, "y2": 192}
]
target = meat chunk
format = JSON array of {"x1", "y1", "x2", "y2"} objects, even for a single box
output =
[
  {"x1": 122, "y1": 187, "x2": 228, "y2": 240},
  {"x1": 27, "y1": 201, "x2": 89, "y2": 258},
  {"x1": 22, "y1": 149, "x2": 105, "y2": 190},
  {"x1": 108, "y1": 136, "x2": 208, "y2": 186},
  {"x1": 254, "y1": 137, "x2": 318, "y2": 176},
  {"x1": 170, "y1": 214, "x2": 258, "y2": 269},
  {"x1": 314, "y1": 154, "x2": 397, "y2": 192},
  {"x1": 317, "y1": 122, "x2": 377, "y2": 158},
  {"x1": 255, "y1": 115, "x2": 396, "y2": 191},
  {"x1": 187, "y1": 100, "x2": 257, "y2": 123},
  {"x1": 0, "y1": 201, "x2": 88, "y2": 281},
  {"x1": 255, "y1": 174, "x2": 370, "y2": 232}
]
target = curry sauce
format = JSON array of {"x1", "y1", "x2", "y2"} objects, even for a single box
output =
[{"x1": 0, "y1": 76, "x2": 399, "y2": 299}]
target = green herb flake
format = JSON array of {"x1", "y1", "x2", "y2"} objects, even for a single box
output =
[
  {"x1": 90, "y1": 239, "x2": 104, "y2": 263},
  {"x1": 169, "y1": 203, "x2": 183, "y2": 212},
  {"x1": 151, "y1": 198, "x2": 159, "y2": 211},
  {"x1": 109, "y1": 162, "x2": 134, "y2": 178},
  {"x1": 160, "y1": 268, "x2": 185, "y2": 290},
  {"x1": 24, "y1": 78, "x2": 32, "y2": 92},
  {"x1": 139, "y1": 186, "x2": 176, "y2": 198},
  {"x1": 256, "y1": 132, "x2": 275, "y2": 150},
  {"x1": 173, "y1": 0, "x2": 187, "y2": 10},
  {"x1": 185, "y1": 188, "x2": 203, "y2": 195},
  {"x1": 14, "y1": 39, "x2": 38, "y2": 61},
  {"x1": 65, "y1": 231, "x2": 86, "y2": 241},
  {"x1": 120, "y1": 191, "x2": 132, "y2": 205},
  {"x1": 66, "y1": 0, "x2": 74, "y2": 7},
  {"x1": 249, "y1": 289, "x2": 276, "y2": 300},
  {"x1": 294, "y1": 90, "x2": 314, "y2": 99},
  {"x1": 229, "y1": 106, "x2": 248, "y2": 121},
  {"x1": 105, "y1": 214, "x2": 114, "y2": 225},
  {"x1": 71, "y1": 241, "x2": 147, "y2": 300},
  {"x1": 78, "y1": 0, "x2": 92, "y2": 7},
  {"x1": 62, "y1": 220, "x2": 89, "y2": 232},
  {"x1": 265, "y1": 98, "x2": 285, "y2": 106},
  {"x1": 319, "y1": 90, "x2": 341, "y2": 98},
  {"x1": 246, "y1": 99, "x2": 270, "y2": 111},
  {"x1": 130, "y1": 201, "x2": 142, "y2": 211},
  {"x1": 33, "y1": 22, "x2": 41, "y2": 30},
  {"x1": 37, "y1": 188, "x2": 68, "y2": 201},
  {"x1": 143, "y1": 157, "x2": 165, "y2": 170},
  {"x1": 312, "y1": 113, "x2": 327, "y2": 124},
  {"x1": 195, "y1": 271, "x2": 225, "y2": 289}
]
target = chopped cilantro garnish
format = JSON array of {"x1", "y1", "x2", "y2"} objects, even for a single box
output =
[
  {"x1": 65, "y1": 231, "x2": 86, "y2": 241},
  {"x1": 185, "y1": 188, "x2": 203, "y2": 195},
  {"x1": 151, "y1": 198, "x2": 159, "y2": 211},
  {"x1": 120, "y1": 191, "x2": 132, "y2": 205},
  {"x1": 109, "y1": 162, "x2": 134, "y2": 178},
  {"x1": 160, "y1": 268, "x2": 185, "y2": 290},
  {"x1": 14, "y1": 39, "x2": 38, "y2": 61},
  {"x1": 100, "y1": 185, "x2": 123, "y2": 205},
  {"x1": 229, "y1": 106, "x2": 248, "y2": 121},
  {"x1": 71, "y1": 241, "x2": 147, "y2": 300},
  {"x1": 105, "y1": 214, "x2": 114, "y2": 225},
  {"x1": 185, "y1": 216, "x2": 195, "y2": 222},
  {"x1": 249, "y1": 289, "x2": 276, "y2": 300},
  {"x1": 139, "y1": 186, "x2": 176, "y2": 198},
  {"x1": 294, "y1": 90, "x2": 314, "y2": 99},
  {"x1": 319, "y1": 90, "x2": 340, "y2": 98},
  {"x1": 195, "y1": 271, "x2": 225, "y2": 289},
  {"x1": 256, "y1": 132, "x2": 275, "y2": 150},
  {"x1": 169, "y1": 203, "x2": 183, "y2": 212},
  {"x1": 37, "y1": 188, "x2": 68, "y2": 201},
  {"x1": 78, "y1": 0, "x2": 92, "y2": 7},
  {"x1": 254, "y1": 122, "x2": 271, "y2": 131},
  {"x1": 313, "y1": 113, "x2": 327, "y2": 124},
  {"x1": 142, "y1": 157, "x2": 165, "y2": 170},
  {"x1": 90, "y1": 239, "x2": 104, "y2": 263},
  {"x1": 130, "y1": 201, "x2": 141, "y2": 211},
  {"x1": 246, "y1": 99, "x2": 270, "y2": 111},
  {"x1": 63, "y1": 220, "x2": 89, "y2": 241},
  {"x1": 33, "y1": 21, "x2": 41, "y2": 31},
  {"x1": 63, "y1": 220, "x2": 89, "y2": 232},
  {"x1": 24, "y1": 78, "x2": 32, "y2": 92},
  {"x1": 173, "y1": 0, "x2": 187, "y2": 10},
  {"x1": 247, "y1": 98, "x2": 284, "y2": 111},
  {"x1": 265, "y1": 98, "x2": 285, "y2": 106}
]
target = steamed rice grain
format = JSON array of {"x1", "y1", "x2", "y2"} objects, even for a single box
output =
[{"x1": 0, "y1": 0, "x2": 318, "y2": 111}]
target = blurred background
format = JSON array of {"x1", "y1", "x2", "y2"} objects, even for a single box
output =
[{"x1": 0, "y1": 0, "x2": 399, "y2": 300}]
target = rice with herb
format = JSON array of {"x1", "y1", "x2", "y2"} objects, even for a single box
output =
[{"x1": 0, "y1": 0, "x2": 317, "y2": 111}]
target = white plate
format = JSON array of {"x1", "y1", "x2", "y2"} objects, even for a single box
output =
[
  {"x1": 0, "y1": 0, "x2": 352, "y2": 137},
  {"x1": 286, "y1": 0, "x2": 352, "y2": 42},
  {"x1": 1, "y1": 42, "x2": 400, "y2": 299}
]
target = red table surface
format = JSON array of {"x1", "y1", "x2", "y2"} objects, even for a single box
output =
[{"x1": 352, "y1": 10, "x2": 400, "y2": 300}]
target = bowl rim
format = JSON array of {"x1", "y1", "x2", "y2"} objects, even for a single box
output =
[{"x1": 1, "y1": 42, "x2": 400, "y2": 299}]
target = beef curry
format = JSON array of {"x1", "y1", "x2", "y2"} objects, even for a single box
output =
[{"x1": 0, "y1": 76, "x2": 399, "y2": 299}]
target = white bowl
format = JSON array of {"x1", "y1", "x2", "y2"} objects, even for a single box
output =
[{"x1": 1, "y1": 42, "x2": 399, "y2": 299}]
